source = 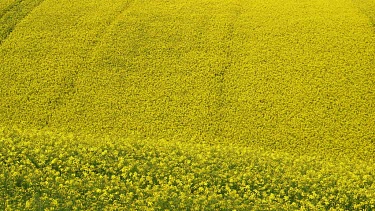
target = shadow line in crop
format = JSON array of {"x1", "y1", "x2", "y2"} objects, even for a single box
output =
[{"x1": 0, "y1": 0, "x2": 45, "y2": 44}]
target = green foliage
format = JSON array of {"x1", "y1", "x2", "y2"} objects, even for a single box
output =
[
  {"x1": 0, "y1": 0, "x2": 44, "y2": 43},
  {"x1": 0, "y1": 0, "x2": 16, "y2": 15},
  {"x1": 1, "y1": 127, "x2": 375, "y2": 210}
]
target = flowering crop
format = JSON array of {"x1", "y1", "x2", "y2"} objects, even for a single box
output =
[
  {"x1": 0, "y1": 0, "x2": 374, "y2": 148},
  {"x1": 0, "y1": 0, "x2": 375, "y2": 209},
  {"x1": 0, "y1": 0, "x2": 45, "y2": 43},
  {"x1": 353, "y1": 0, "x2": 375, "y2": 27},
  {"x1": 1, "y1": 127, "x2": 375, "y2": 210}
]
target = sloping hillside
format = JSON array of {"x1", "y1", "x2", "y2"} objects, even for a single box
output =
[
  {"x1": 0, "y1": 0, "x2": 374, "y2": 153},
  {"x1": 1, "y1": 0, "x2": 375, "y2": 209}
]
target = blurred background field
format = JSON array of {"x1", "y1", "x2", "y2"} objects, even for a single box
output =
[
  {"x1": 0, "y1": 0, "x2": 375, "y2": 209},
  {"x1": 0, "y1": 0, "x2": 374, "y2": 153}
]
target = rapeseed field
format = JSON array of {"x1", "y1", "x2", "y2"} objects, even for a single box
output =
[
  {"x1": 1, "y1": 127, "x2": 375, "y2": 210},
  {"x1": 1, "y1": 0, "x2": 374, "y2": 209}
]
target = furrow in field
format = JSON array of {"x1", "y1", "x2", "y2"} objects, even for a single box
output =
[
  {"x1": 209, "y1": 1, "x2": 243, "y2": 140},
  {"x1": 0, "y1": 0, "x2": 139, "y2": 129},
  {"x1": 78, "y1": 0, "x2": 250, "y2": 139},
  {"x1": 54, "y1": 0, "x2": 135, "y2": 121},
  {"x1": 0, "y1": 0, "x2": 45, "y2": 44},
  {"x1": 87, "y1": 0, "x2": 135, "y2": 61},
  {"x1": 0, "y1": 0, "x2": 18, "y2": 18},
  {"x1": 0, "y1": 0, "x2": 374, "y2": 157}
]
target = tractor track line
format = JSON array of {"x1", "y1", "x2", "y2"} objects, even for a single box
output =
[{"x1": 0, "y1": 0, "x2": 46, "y2": 45}]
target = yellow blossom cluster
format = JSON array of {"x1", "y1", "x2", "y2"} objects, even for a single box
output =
[
  {"x1": 1, "y1": 0, "x2": 375, "y2": 209},
  {"x1": 1, "y1": 127, "x2": 375, "y2": 210}
]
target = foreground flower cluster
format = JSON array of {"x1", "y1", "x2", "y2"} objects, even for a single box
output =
[{"x1": 1, "y1": 127, "x2": 374, "y2": 210}]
